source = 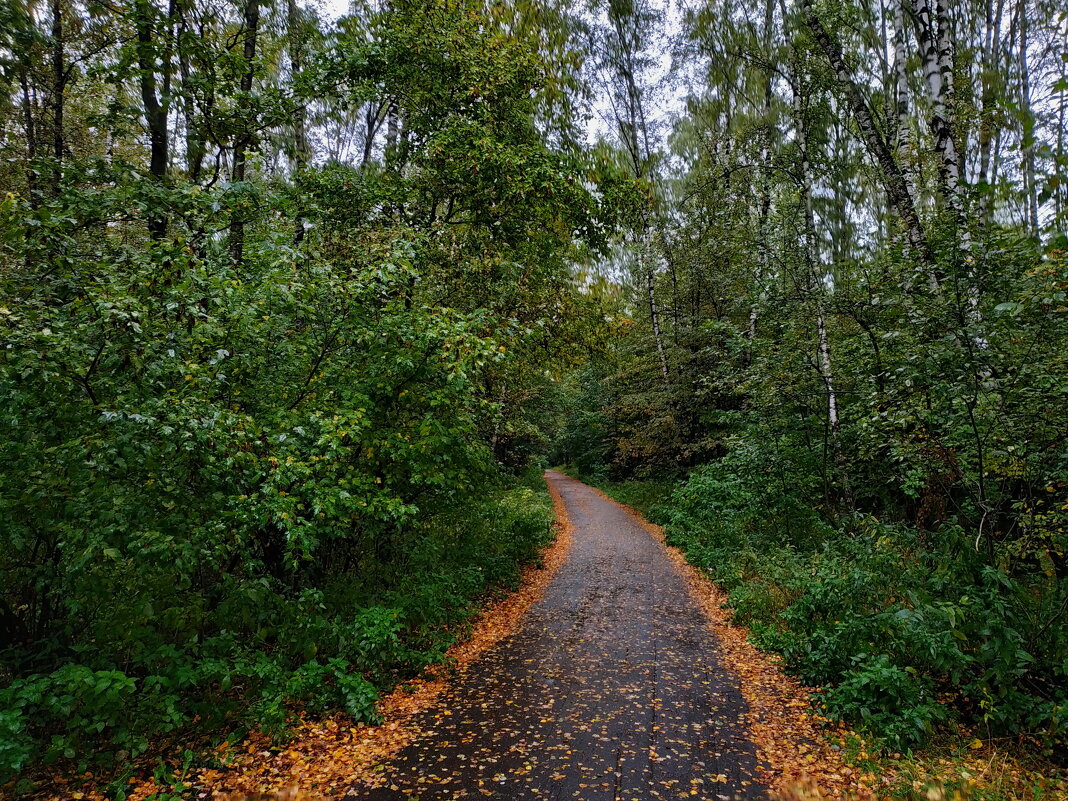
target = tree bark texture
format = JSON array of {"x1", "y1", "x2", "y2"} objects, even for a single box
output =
[{"x1": 229, "y1": 0, "x2": 260, "y2": 267}]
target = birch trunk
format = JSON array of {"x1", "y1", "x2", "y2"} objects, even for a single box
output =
[
  {"x1": 802, "y1": 0, "x2": 934, "y2": 269},
  {"x1": 385, "y1": 99, "x2": 399, "y2": 159},
  {"x1": 1058, "y1": 23, "x2": 1067, "y2": 222},
  {"x1": 817, "y1": 310, "x2": 854, "y2": 511},
  {"x1": 912, "y1": 0, "x2": 970, "y2": 245},
  {"x1": 893, "y1": 0, "x2": 918, "y2": 204}
]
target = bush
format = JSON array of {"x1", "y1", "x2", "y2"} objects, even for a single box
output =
[
  {"x1": 821, "y1": 655, "x2": 947, "y2": 751},
  {"x1": 0, "y1": 478, "x2": 556, "y2": 782},
  {"x1": 661, "y1": 446, "x2": 1068, "y2": 754}
]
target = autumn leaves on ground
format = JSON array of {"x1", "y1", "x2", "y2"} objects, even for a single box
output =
[{"x1": 121, "y1": 474, "x2": 874, "y2": 801}]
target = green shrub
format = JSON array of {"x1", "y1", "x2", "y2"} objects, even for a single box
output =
[
  {"x1": 821, "y1": 654, "x2": 947, "y2": 751},
  {"x1": 660, "y1": 445, "x2": 1068, "y2": 755},
  {"x1": 0, "y1": 478, "x2": 556, "y2": 782}
]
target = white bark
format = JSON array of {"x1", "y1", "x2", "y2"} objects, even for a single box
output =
[
  {"x1": 894, "y1": 0, "x2": 918, "y2": 203},
  {"x1": 802, "y1": 0, "x2": 934, "y2": 267},
  {"x1": 912, "y1": 0, "x2": 965, "y2": 218},
  {"x1": 1018, "y1": 0, "x2": 1039, "y2": 233}
]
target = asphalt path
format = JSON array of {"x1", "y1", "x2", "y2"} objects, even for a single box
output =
[{"x1": 356, "y1": 471, "x2": 765, "y2": 800}]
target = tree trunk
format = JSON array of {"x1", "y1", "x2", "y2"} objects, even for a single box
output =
[
  {"x1": 642, "y1": 234, "x2": 669, "y2": 381},
  {"x1": 802, "y1": 0, "x2": 935, "y2": 270},
  {"x1": 178, "y1": 0, "x2": 205, "y2": 182},
  {"x1": 1057, "y1": 23, "x2": 1068, "y2": 223},
  {"x1": 361, "y1": 102, "x2": 387, "y2": 166},
  {"x1": 385, "y1": 99, "x2": 399, "y2": 159},
  {"x1": 229, "y1": 0, "x2": 260, "y2": 268},
  {"x1": 793, "y1": 69, "x2": 853, "y2": 513},
  {"x1": 135, "y1": 0, "x2": 170, "y2": 238},
  {"x1": 817, "y1": 309, "x2": 853, "y2": 511},
  {"x1": 911, "y1": 0, "x2": 969, "y2": 242},
  {"x1": 1018, "y1": 0, "x2": 1039, "y2": 233},
  {"x1": 977, "y1": 0, "x2": 1005, "y2": 222},
  {"x1": 50, "y1": 0, "x2": 64, "y2": 194},
  {"x1": 288, "y1": 0, "x2": 310, "y2": 245},
  {"x1": 893, "y1": 0, "x2": 919, "y2": 205},
  {"x1": 19, "y1": 69, "x2": 39, "y2": 206},
  {"x1": 748, "y1": 0, "x2": 777, "y2": 366}
]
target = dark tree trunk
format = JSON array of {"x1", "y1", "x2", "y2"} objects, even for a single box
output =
[
  {"x1": 178, "y1": 0, "x2": 206, "y2": 183},
  {"x1": 135, "y1": 0, "x2": 170, "y2": 238},
  {"x1": 288, "y1": 0, "x2": 310, "y2": 245},
  {"x1": 50, "y1": 0, "x2": 64, "y2": 194},
  {"x1": 19, "y1": 70, "x2": 39, "y2": 206},
  {"x1": 229, "y1": 0, "x2": 260, "y2": 268}
]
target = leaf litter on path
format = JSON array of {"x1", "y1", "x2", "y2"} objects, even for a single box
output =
[
  {"x1": 582, "y1": 484, "x2": 877, "y2": 800},
  {"x1": 179, "y1": 480, "x2": 576, "y2": 801},
  {"x1": 76, "y1": 476, "x2": 874, "y2": 801}
]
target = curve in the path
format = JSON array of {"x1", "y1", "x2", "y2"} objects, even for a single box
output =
[{"x1": 354, "y1": 472, "x2": 766, "y2": 800}]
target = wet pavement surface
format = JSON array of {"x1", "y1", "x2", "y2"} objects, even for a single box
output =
[{"x1": 355, "y1": 472, "x2": 766, "y2": 800}]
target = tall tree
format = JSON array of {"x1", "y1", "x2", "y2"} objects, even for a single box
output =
[
  {"x1": 229, "y1": 0, "x2": 260, "y2": 266},
  {"x1": 134, "y1": 0, "x2": 170, "y2": 237}
]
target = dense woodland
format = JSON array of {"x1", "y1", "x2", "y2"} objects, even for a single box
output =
[{"x1": 0, "y1": 0, "x2": 1066, "y2": 794}]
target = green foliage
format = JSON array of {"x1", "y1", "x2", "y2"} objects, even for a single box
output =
[
  {"x1": 0, "y1": 0, "x2": 608, "y2": 786},
  {"x1": 556, "y1": 20, "x2": 1068, "y2": 753},
  {"x1": 658, "y1": 448, "x2": 1067, "y2": 754},
  {"x1": 0, "y1": 482, "x2": 554, "y2": 780},
  {"x1": 821, "y1": 655, "x2": 947, "y2": 752}
]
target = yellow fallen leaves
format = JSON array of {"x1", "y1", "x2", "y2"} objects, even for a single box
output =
[{"x1": 169, "y1": 479, "x2": 576, "y2": 801}]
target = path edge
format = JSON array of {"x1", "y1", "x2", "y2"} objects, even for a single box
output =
[
  {"x1": 192, "y1": 476, "x2": 575, "y2": 800},
  {"x1": 575, "y1": 479, "x2": 875, "y2": 800}
]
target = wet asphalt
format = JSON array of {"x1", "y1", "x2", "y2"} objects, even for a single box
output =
[{"x1": 354, "y1": 471, "x2": 766, "y2": 800}]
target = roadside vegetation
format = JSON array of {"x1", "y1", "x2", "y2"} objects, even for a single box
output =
[{"x1": 550, "y1": 0, "x2": 1068, "y2": 794}]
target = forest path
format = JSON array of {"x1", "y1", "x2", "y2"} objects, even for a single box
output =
[{"x1": 354, "y1": 471, "x2": 766, "y2": 800}]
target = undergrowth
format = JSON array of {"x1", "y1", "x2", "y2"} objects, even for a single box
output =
[
  {"x1": 0, "y1": 470, "x2": 554, "y2": 795},
  {"x1": 652, "y1": 444, "x2": 1067, "y2": 767},
  {"x1": 563, "y1": 449, "x2": 1067, "y2": 795}
]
